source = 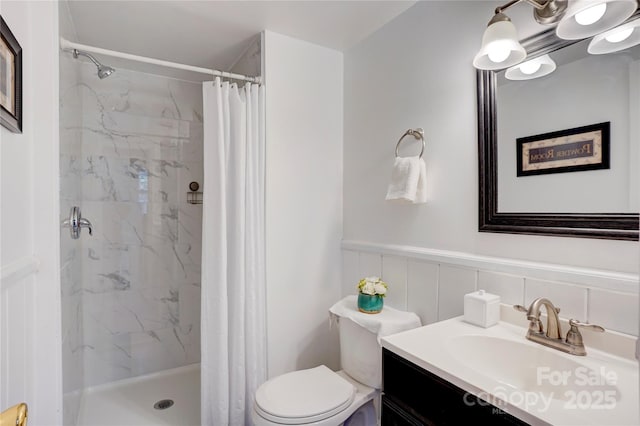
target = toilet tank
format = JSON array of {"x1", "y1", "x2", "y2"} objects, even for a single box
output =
[{"x1": 339, "y1": 317, "x2": 382, "y2": 389}]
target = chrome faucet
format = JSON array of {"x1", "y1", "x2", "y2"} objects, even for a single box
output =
[{"x1": 514, "y1": 298, "x2": 604, "y2": 356}]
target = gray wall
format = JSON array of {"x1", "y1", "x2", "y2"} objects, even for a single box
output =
[
  {"x1": 342, "y1": 1, "x2": 638, "y2": 335},
  {"x1": 343, "y1": 1, "x2": 638, "y2": 273}
]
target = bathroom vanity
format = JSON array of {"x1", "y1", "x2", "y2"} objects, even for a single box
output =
[
  {"x1": 380, "y1": 307, "x2": 639, "y2": 426},
  {"x1": 381, "y1": 348, "x2": 527, "y2": 425}
]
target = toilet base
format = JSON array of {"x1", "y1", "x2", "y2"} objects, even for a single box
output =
[{"x1": 343, "y1": 400, "x2": 376, "y2": 426}]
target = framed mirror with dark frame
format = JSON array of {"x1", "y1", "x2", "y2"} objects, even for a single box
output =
[{"x1": 477, "y1": 21, "x2": 640, "y2": 241}]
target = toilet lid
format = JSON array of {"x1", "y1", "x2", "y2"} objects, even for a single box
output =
[{"x1": 255, "y1": 365, "x2": 356, "y2": 425}]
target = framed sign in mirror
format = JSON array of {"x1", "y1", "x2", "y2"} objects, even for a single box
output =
[
  {"x1": 477, "y1": 26, "x2": 639, "y2": 241},
  {"x1": 0, "y1": 15, "x2": 22, "y2": 134},
  {"x1": 516, "y1": 121, "x2": 610, "y2": 177}
]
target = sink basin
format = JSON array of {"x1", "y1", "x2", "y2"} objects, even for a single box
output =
[
  {"x1": 446, "y1": 335, "x2": 620, "y2": 403},
  {"x1": 381, "y1": 316, "x2": 638, "y2": 425}
]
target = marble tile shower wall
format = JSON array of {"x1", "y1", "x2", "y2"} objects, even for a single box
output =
[
  {"x1": 60, "y1": 50, "x2": 84, "y2": 425},
  {"x1": 342, "y1": 249, "x2": 639, "y2": 336},
  {"x1": 63, "y1": 64, "x2": 203, "y2": 387}
]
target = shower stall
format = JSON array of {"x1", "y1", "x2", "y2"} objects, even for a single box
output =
[{"x1": 59, "y1": 43, "x2": 204, "y2": 425}]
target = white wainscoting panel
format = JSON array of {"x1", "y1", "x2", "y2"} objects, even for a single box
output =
[
  {"x1": 524, "y1": 279, "x2": 588, "y2": 321},
  {"x1": 438, "y1": 266, "x2": 477, "y2": 321},
  {"x1": 588, "y1": 288, "x2": 639, "y2": 336},
  {"x1": 407, "y1": 261, "x2": 439, "y2": 326},
  {"x1": 381, "y1": 256, "x2": 407, "y2": 310},
  {"x1": 1, "y1": 264, "x2": 37, "y2": 411},
  {"x1": 342, "y1": 241, "x2": 638, "y2": 293},
  {"x1": 478, "y1": 271, "x2": 525, "y2": 306},
  {"x1": 0, "y1": 256, "x2": 39, "y2": 290},
  {"x1": 341, "y1": 250, "x2": 360, "y2": 298},
  {"x1": 342, "y1": 241, "x2": 639, "y2": 336},
  {"x1": 358, "y1": 252, "x2": 382, "y2": 280}
]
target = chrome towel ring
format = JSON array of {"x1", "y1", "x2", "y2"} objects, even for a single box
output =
[{"x1": 395, "y1": 128, "x2": 425, "y2": 158}]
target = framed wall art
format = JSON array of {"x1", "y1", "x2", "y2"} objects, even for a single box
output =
[{"x1": 1, "y1": 15, "x2": 22, "y2": 133}]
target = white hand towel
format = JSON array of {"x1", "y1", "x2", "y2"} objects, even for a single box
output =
[
  {"x1": 414, "y1": 158, "x2": 427, "y2": 204},
  {"x1": 385, "y1": 156, "x2": 421, "y2": 203},
  {"x1": 386, "y1": 156, "x2": 426, "y2": 203}
]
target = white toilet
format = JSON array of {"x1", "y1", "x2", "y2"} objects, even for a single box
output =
[{"x1": 252, "y1": 296, "x2": 420, "y2": 426}]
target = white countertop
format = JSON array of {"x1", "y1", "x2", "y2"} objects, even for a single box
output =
[{"x1": 381, "y1": 309, "x2": 639, "y2": 426}]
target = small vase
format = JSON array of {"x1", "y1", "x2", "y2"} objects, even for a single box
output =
[{"x1": 358, "y1": 293, "x2": 383, "y2": 314}]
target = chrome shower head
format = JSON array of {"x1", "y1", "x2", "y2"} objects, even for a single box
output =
[
  {"x1": 72, "y1": 49, "x2": 115, "y2": 79},
  {"x1": 97, "y1": 65, "x2": 115, "y2": 79}
]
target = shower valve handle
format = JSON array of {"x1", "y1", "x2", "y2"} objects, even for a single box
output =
[{"x1": 62, "y1": 206, "x2": 93, "y2": 239}]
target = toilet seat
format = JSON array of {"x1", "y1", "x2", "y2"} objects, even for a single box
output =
[{"x1": 254, "y1": 365, "x2": 356, "y2": 425}]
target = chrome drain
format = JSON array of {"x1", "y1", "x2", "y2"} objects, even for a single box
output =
[{"x1": 153, "y1": 399, "x2": 174, "y2": 410}]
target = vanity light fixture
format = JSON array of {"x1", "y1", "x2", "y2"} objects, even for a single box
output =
[
  {"x1": 473, "y1": 13, "x2": 527, "y2": 70},
  {"x1": 588, "y1": 17, "x2": 640, "y2": 53},
  {"x1": 505, "y1": 54, "x2": 557, "y2": 79},
  {"x1": 473, "y1": 0, "x2": 639, "y2": 70},
  {"x1": 556, "y1": 0, "x2": 637, "y2": 39}
]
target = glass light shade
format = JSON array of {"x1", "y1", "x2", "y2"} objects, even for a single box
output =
[
  {"x1": 520, "y1": 61, "x2": 542, "y2": 74},
  {"x1": 605, "y1": 27, "x2": 633, "y2": 41},
  {"x1": 575, "y1": 3, "x2": 607, "y2": 25},
  {"x1": 556, "y1": 0, "x2": 638, "y2": 40},
  {"x1": 588, "y1": 18, "x2": 640, "y2": 53},
  {"x1": 505, "y1": 54, "x2": 557, "y2": 80},
  {"x1": 473, "y1": 20, "x2": 527, "y2": 70}
]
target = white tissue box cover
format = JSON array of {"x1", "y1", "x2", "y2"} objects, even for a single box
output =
[{"x1": 464, "y1": 290, "x2": 500, "y2": 328}]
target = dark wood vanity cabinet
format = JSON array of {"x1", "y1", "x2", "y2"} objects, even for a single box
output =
[{"x1": 381, "y1": 348, "x2": 529, "y2": 426}]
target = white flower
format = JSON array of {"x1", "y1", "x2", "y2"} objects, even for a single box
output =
[
  {"x1": 373, "y1": 283, "x2": 387, "y2": 295},
  {"x1": 362, "y1": 281, "x2": 376, "y2": 295},
  {"x1": 358, "y1": 276, "x2": 388, "y2": 296}
]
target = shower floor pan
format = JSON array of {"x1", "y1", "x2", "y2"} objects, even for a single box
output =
[{"x1": 77, "y1": 363, "x2": 200, "y2": 426}]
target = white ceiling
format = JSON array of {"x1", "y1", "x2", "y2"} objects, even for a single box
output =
[{"x1": 66, "y1": 0, "x2": 416, "y2": 76}]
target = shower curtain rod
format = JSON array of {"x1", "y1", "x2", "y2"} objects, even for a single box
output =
[{"x1": 59, "y1": 37, "x2": 261, "y2": 84}]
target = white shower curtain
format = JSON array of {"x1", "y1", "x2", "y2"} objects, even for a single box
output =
[{"x1": 201, "y1": 77, "x2": 267, "y2": 426}]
